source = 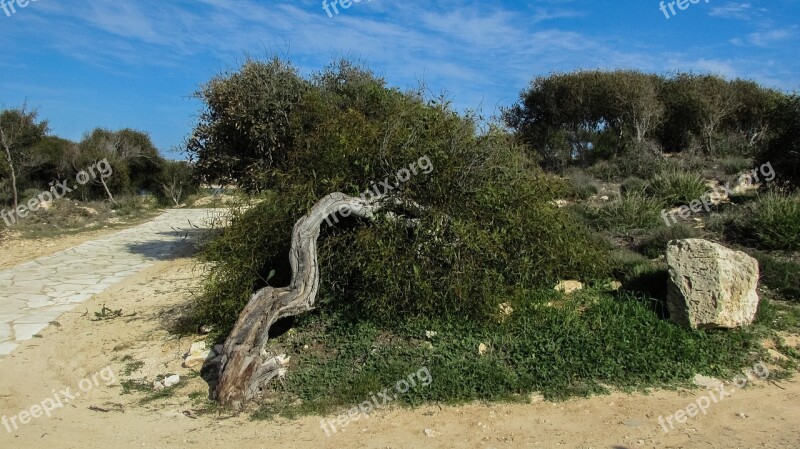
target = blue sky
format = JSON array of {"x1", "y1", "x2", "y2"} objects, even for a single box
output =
[{"x1": 1, "y1": 0, "x2": 798, "y2": 159}]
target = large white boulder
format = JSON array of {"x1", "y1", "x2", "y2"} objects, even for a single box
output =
[{"x1": 666, "y1": 239, "x2": 760, "y2": 329}]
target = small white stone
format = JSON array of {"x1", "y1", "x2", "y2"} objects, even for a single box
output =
[{"x1": 162, "y1": 374, "x2": 180, "y2": 388}]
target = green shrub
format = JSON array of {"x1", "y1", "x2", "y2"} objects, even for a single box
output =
[
  {"x1": 620, "y1": 177, "x2": 648, "y2": 197},
  {"x1": 719, "y1": 157, "x2": 753, "y2": 175},
  {"x1": 584, "y1": 192, "x2": 663, "y2": 232},
  {"x1": 564, "y1": 168, "x2": 599, "y2": 199},
  {"x1": 757, "y1": 94, "x2": 800, "y2": 190},
  {"x1": 190, "y1": 59, "x2": 611, "y2": 337},
  {"x1": 636, "y1": 223, "x2": 701, "y2": 259},
  {"x1": 748, "y1": 250, "x2": 800, "y2": 301},
  {"x1": 722, "y1": 192, "x2": 800, "y2": 250},
  {"x1": 646, "y1": 170, "x2": 708, "y2": 207}
]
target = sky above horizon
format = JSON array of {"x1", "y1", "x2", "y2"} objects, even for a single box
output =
[{"x1": 1, "y1": 0, "x2": 798, "y2": 159}]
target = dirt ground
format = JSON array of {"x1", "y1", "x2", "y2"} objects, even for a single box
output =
[{"x1": 0, "y1": 256, "x2": 798, "y2": 449}]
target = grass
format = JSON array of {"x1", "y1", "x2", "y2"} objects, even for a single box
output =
[
  {"x1": 251, "y1": 287, "x2": 767, "y2": 420},
  {"x1": 748, "y1": 250, "x2": 800, "y2": 301},
  {"x1": 582, "y1": 192, "x2": 663, "y2": 232},
  {"x1": 636, "y1": 223, "x2": 702, "y2": 259},
  {"x1": 5, "y1": 196, "x2": 161, "y2": 240},
  {"x1": 564, "y1": 168, "x2": 600, "y2": 200},
  {"x1": 721, "y1": 192, "x2": 800, "y2": 250},
  {"x1": 646, "y1": 170, "x2": 708, "y2": 207}
]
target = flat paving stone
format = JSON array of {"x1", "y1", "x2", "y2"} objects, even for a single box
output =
[
  {"x1": 0, "y1": 341, "x2": 19, "y2": 357},
  {"x1": 0, "y1": 209, "x2": 220, "y2": 359}
]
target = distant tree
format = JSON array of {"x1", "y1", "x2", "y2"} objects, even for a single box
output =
[
  {"x1": 77, "y1": 128, "x2": 163, "y2": 203},
  {"x1": 0, "y1": 104, "x2": 48, "y2": 211},
  {"x1": 758, "y1": 94, "x2": 800, "y2": 190},
  {"x1": 159, "y1": 160, "x2": 198, "y2": 206},
  {"x1": 186, "y1": 58, "x2": 309, "y2": 191}
]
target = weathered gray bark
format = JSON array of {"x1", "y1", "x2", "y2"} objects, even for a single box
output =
[{"x1": 215, "y1": 192, "x2": 397, "y2": 408}]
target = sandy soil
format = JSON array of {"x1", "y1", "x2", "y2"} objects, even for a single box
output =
[{"x1": 0, "y1": 257, "x2": 798, "y2": 449}]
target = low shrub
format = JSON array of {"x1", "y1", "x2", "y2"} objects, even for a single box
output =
[
  {"x1": 564, "y1": 168, "x2": 599, "y2": 200},
  {"x1": 620, "y1": 177, "x2": 648, "y2": 197},
  {"x1": 721, "y1": 193, "x2": 800, "y2": 250},
  {"x1": 584, "y1": 192, "x2": 663, "y2": 233},
  {"x1": 636, "y1": 223, "x2": 701, "y2": 259},
  {"x1": 719, "y1": 157, "x2": 753, "y2": 176},
  {"x1": 646, "y1": 170, "x2": 708, "y2": 207}
]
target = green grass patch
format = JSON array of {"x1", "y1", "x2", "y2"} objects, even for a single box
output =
[
  {"x1": 252, "y1": 288, "x2": 766, "y2": 419},
  {"x1": 721, "y1": 192, "x2": 800, "y2": 250},
  {"x1": 646, "y1": 170, "x2": 708, "y2": 207},
  {"x1": 582, "y1": 193, "x2": 663, "y2": 232}
]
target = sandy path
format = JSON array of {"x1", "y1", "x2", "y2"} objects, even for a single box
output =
[
  {"x1": 0, "y1": 255, "x2": 797, "y2": 449},
  {"x1": 0, "y1": 209, "x2": 223, "y2": 357}
]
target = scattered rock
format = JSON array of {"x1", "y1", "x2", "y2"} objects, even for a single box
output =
[
  {"x1": 550, "y1": 199, "x2": 570, "y2": 208},
  {"x1": 424, "y1": 330, "x2": 438, "y2": 339},
  {"x1": 555, "y1": 280, "x2": 583, "y2": 294},
  {"x1": 478, "y1": 343, "x2": 489, "y2": 356},
  {"x1": 737, "y1": 412, "x2": 748, "y2": 418},
  {"x1": 600, "y1": 195, "x2": 610, "y2": 201},
  {"x1": 77, "y1": 206, "x2": 99, "y2": 216},
  {"x1": 154, "y1": 374, "x2": 181, "y2": 390},
  {"x1": 607, "y1": 281, "x2": 622, "y2": 291},
  {"x1": 499, "y1": 303, "x2": 514, "y2": 317},
  {"x1": 183, "y1": 341, "x2": 214, "y2": 370},
  {"x1": 423, "y1": 428, "x2": 437, "y2": 437},
  {"x1": 666, "y1": 239, "x2": 759, "y2": 329}
]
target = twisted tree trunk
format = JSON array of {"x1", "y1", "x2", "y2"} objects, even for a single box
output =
[{"x1": 215, "y1": 192, "x2": 395, "y2": 408}]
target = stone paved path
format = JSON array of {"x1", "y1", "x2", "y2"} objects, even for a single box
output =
[{"x1": 0, "y1": 209, "x2": 223, "y2": 358}]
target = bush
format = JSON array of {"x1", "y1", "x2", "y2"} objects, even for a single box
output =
[
  {"x1": 190, "y1": 59, "x2": 611, "y2": 337},
  {"x1": 636, "y1": 223, "x2": 701, "y2": 259},
  {"x1": 718, "y1": 157, "x2": 753, "y2": 176},
  {"x1": 646, "y1": 170, "x2": 708, "y2": 207},
  {"x1": 620, "y1": 177, "x2": 648, "y2": 197},
  {"x1": 721, "y1": 192, "x2": 800, "y2": 250},
  {"x1": 583, "y1": 192, "x2": 663, "y2": 233},
  {"x1": 748, "y1": 250, "x2": 800, "y2": 301},
  {"x1": 757, "y1": 95, "x2": 800, "y2": 190},
  {"x1": 564, "y1": 168, "x2": 599, "y2": 199}
]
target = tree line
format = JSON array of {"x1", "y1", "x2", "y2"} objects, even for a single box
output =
[
  {"x1": 502, "y1": 71, "x2": 798, "y2": 189},
  {"x1": 0, "y1": 104, "x2": 198, "y2": 213}
]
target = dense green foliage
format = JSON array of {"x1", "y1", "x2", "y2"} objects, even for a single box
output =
[
  {"x1": 184, "y1": 60, "x2": 798, "y2": 415},
  {"x1": 255, "y1": 288, "x2": 763, "y2": 418},
  {"x1": 192, "y1": 59, "x2": 610, "y2": 338},
  {"x1": 0, "y1": 106, "x2": 198, "y2": 212},
  {"x1": 504, "y1": 71, "x2": 783, "y2": 173},
  {"x1": 720, "y1": 192, "x2": 800, "y2": 251},
  {"x1": 757, "y1": 94, "x2": 800, "y2": 190}
]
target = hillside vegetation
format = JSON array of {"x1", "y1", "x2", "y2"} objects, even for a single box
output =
[{"x1": 183, "y1": 59, "x2": 800, "y2": 417}]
